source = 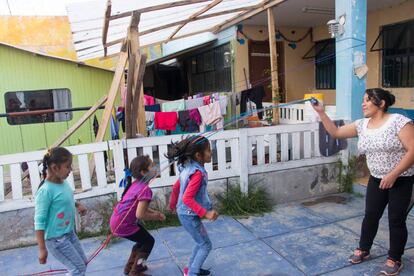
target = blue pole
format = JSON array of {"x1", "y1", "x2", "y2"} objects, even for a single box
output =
[{"x1": 335, "y1": 0, "x2": 367, "y2": 121}]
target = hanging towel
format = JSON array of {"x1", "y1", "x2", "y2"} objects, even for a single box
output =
[
  {"x1": 161, "y1": 99, "x2": 185, "y2": 112},
  {"x1": 197, "y1": 102, "x2": 223, "y2": 132},
  {"x1": 178, "y1": 110, "x2": 199, "y2": 133},
  {"x1": 154, "y1": 112, "x2": 178, "y2": 131},
  {"x1": 185, "y1": 97, "x2": 204, "y2": 110},
  {"x1": 144, "y1": 94, "x2": 155, "y2": 106},
  {"x1": 218, "y1": 95, "x2": 228, "y2": 115},
  {"x1": 145, "y1": 104, "x2": 161, "y2": 112}
]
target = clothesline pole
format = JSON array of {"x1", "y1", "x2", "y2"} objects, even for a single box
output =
[{"x1": 267, "y1": 7, "x2": 280, "y2": 125}]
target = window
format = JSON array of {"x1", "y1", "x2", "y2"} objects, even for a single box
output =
[
  {"x1": 382, "y1": 20, "x2": 414, "y2": 87},
  {"x1": 315, "y1": 39, "x2": 336, "y2": 89},
  {"x1": 5, "y1": 89, "x2": 72, "y2": 125},
  {"x1": 190, "y1": 44, "x2": 232, "y2": 92}
]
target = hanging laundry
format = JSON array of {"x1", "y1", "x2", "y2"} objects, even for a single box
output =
[
  {"x1": 240, "y1": 85, "x2": 265, "y2": 119},
  {"x1": 145, "y1": 104, "x2": 161, "y2": 112},
  {"x1": 197, "y1": 101, "x2": 223, "y2": 132},
  {"x1": 93, "y1": 115, "x2": 99, "y2": 137},
  {"x1": 144, "y1": 94, "x2": 155, "y2": 106},
  {"x1": 154, "y1": 112, "x2": 178, "y2": 131},
  {"x1": 194, "y1": 93, "x2": 203, "y2": 98},
  {"x1": 178, "y1": 110, "x2": 200, "y2": 133},
  {"x1": 189, "y1": 108, "x2": 202, "y2": 125},
  {"x1": 218, "y1": 95, "x2": 228, "y2": 115},
  {"x1": 110, "y1": 109, "x2": 119, "y2": 140},
  {"x1": 116, "y1": 106, "x2": 125, "y2": 132},
  {"x1": 161, "y1": 99, "x2": 185, "y2": 112},
  {"x1": 185, "y1": 97, "x2": 204, "y2": 110},
  {"x1": 203, "y1": 95, "x2": 211, "y2": 105}
]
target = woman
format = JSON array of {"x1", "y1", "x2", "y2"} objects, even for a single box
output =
[{"x1": 312, "y1": 88, "x2": 414, "y2": 276}]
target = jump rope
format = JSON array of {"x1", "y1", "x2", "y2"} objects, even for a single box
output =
[{"x1": 21, "y1": 33, "x2": 366, "y2": 275}]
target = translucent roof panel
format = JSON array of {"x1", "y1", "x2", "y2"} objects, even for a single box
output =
[{"x1": 67, "y1": 0, "x2": 265, "y2": 60}]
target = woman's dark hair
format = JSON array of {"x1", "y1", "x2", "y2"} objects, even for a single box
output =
[
  {"x1": 39, "y1": 147, "x2": 72, "y2": 189},
  {"x1": 365, "y1": 88, "x2": 395, "y2": 112},
  {"x1": 121, "y1": 155, "x2": 152, "y2": 200},
  {"x1": 166, "y1": 135, "x2": 210, "y2": 166}
]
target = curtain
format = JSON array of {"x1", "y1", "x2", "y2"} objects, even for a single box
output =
[{"x1": 53, "y1": 89, "x2": 71, "y2": 121}]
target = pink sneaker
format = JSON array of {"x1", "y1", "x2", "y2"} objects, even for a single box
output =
[{"x1": 183, "y1": 266, "x2": 188, "y2": 276}]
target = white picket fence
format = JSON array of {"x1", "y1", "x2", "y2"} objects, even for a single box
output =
[{"x1": 0, "y1": 123, "x2": 340, "y2": 212}]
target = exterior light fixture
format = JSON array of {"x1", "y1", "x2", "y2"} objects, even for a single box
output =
[{"x1": 327, "y1": 14, "x2": 346, "y2": 38}]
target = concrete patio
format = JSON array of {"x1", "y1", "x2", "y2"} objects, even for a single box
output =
[{"x1": 2, "y1": 191, "x2": 414, "y2": 276}]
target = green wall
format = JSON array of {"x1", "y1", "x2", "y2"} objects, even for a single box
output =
[{"x1": 0, "y1": 45, "x2": 114, "y2": 155}]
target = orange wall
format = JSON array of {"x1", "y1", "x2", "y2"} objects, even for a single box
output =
[{"x1": 0, "y1": 16, "x2": 116, "y2": 70}]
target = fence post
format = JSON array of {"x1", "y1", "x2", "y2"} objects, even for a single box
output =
[
  {"x1": 239, "y1": 128, "x2": 249, "y2": 194},
  {"x1": 111, "y1": 140, "x2": 125, "y2": 200}
]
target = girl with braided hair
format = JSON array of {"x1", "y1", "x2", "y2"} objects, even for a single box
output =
[
  {"x1": 168, "y1": 135, "x2": 219, "y2": 276},
  {"x1": 34, "y1": 147, "x2": 88, "y2": 276}
]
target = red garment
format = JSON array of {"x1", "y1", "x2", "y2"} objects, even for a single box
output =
[
  {"x1": 154, "y1": 112, "x2": 177, "y2": 131},
  {"x1": 144, "y1": 94, "x2": 155, "y2": 106},
  {"x1": 203, "y1": 96, "x2": 211, "y2": 105},
  {"x1": 169, "y1": 170, "x2": 206, "y2": 217}
]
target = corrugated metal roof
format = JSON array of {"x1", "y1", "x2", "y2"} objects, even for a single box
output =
[{"x1": 66, "y1": 0, "x2": 286, "y2": 60}]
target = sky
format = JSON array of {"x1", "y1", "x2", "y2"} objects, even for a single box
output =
[{"x1": 0, "y1": 0, "x2": 91, "y2": 16}]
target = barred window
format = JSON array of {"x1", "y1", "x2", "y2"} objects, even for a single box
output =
[{"x1": 315, "y1": 39, "x2": 336, "y2": 89}]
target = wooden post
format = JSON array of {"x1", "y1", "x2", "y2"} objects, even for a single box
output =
[
  {"x1": 267, "y1": 8, "x2": 279, "y2": 125},
  {"x1": 95, "y1": 50, "x2": 128, "y2": 142},
  {"x1": 125, "y1": 52, "x2": 136, "y2": 138},
  {"x1": 127, "y1": 11, "x2": 146, "y2": 137},
  {"x1": 130, "y1": 54, "x2": 147, "y2": 137}
]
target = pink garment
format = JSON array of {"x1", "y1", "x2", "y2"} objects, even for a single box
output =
[
  {"x1": 189, "y1": 108, "x2": 202, "y2": 125},
  {"x1": 110, "y1": 181, "x2": 152, "y2": 237},
  {"x1": 197, "y1": 101, "x2": 223, "y2": 132},
  {"x1": 203, "y1": 96, "x2": 211, "y2": 105},
  {"x1": 144, "y1": 95, "x2": 155, "y2": 106}
]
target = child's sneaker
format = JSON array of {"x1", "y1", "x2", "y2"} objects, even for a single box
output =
[
  {"x1": 380, "y1": 258, "x2": 403, "y2": 275},
  {"x1": 183, "y1": 267, "x2": 211, "y2": 276},
  {"x1": 348, "y1": 248, "x2": 371, "y2": 264}
]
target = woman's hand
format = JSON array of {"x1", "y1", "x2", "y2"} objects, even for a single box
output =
[
  {"x1": 38, "y1": 248, "x2": 48, "y2": 264},
  {"x1": 311, "y1": 101, "x2": 324, "y2": 113},
  {"x1": 379, "y1": 172, "x2": 398, "y2": 189},
  {"x1": 76, "y1": 203, "x2": 87, "y2": 216}
]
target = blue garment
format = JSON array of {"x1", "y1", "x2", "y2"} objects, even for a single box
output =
[
  {"x1": 45, "y1": 230, "x2": 87, "y2": 276},
  {"x1": 145, "y1": 104, "x2": 161, "y2": 112},
  {"x1": 178, "y1": 215, "x2": 212, "y2": 276},
  {"x1": 176, "y1": 160, "x2": 212, "y2": 216},
  {"x1": 110, "y1": 114, "x2": 119, "y2": 140}
]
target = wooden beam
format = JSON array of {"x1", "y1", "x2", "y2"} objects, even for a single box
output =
[
  {"x1": 78, "y1": 6, "x2": 251, "y2": 47},
  {"x1": 168, "y1": 0, "x2": 223, "y2": 40},
  {"x1": 130, "y1": 54, "x2": 147, "y2": 137},
  {"x1": 104, "y1": 7, "x2": 251, "y2": 49},
  {"x1": 267, "y1": 8, "x2": 279, "y2": 125},
  {"x1": 125, "y1": 53, "x2": 136, "y2": 138},
  {"x1": 102, "y1": 0, "x2": 112, "y2": 56},
  {"x1": 109, "y1": 0, "x2": 211, "y2": 21},
  {"x1": 95, "y1": 50, "x2": 128, "y2": 142},
  {"x1": 213, "y1": 0, "x2": 286, "y2": 33}
]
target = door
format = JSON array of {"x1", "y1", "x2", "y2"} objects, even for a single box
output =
[{"x1": 248, "y1": 41, "x2": 285, "y2": 102}]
